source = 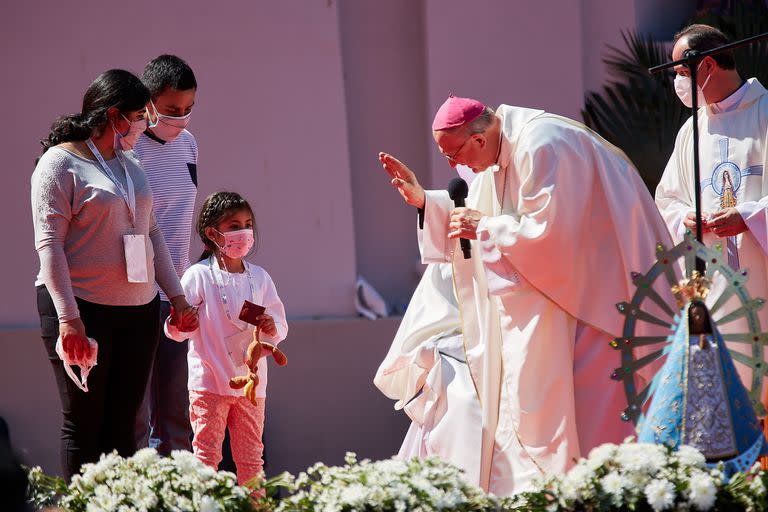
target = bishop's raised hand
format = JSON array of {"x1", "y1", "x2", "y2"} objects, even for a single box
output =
[{"x1": 378, "y1": 152, "x2": 425, "y2": 209}]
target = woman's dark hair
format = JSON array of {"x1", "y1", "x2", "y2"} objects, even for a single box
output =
[
  {"x1": 142, "y1": 54, "x2": 197, "y2": 98},
  {"x1": 41, "y1": 69, "x2": 150, "y2": 153},
  {"x1": 197, "y1": 191, "x2": 258, "y2": 261}
]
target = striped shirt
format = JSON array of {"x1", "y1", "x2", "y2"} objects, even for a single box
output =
[{"x1": 134, "y1": 129, "x2": 199, "y2": 301}]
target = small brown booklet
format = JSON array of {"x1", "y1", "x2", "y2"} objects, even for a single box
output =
[{"x1": 238, "y1": 300, "x2": 266, "y2": 326}]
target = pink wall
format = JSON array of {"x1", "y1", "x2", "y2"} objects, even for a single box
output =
[
  {"x1": 338, "y1": 1, "x2": 431, "y2": 310},
  {"x1": 1, "y1": 0, "x2": 358, "y2": 326},
  {"x1": 0, "y1": 0, "x2": 673, "y2": 327},
  {"x1": 0, "y1": 0, "x2": 689, "y2": 478},
  {"x1": 422, "y1": 0, "x2": 637, "y2": 189}
]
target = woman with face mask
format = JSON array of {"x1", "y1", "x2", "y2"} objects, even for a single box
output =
[{"x1": 31, "y1": 68, "x2": 198, "y2": 479}]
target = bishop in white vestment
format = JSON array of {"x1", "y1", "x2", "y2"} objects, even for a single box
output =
[{"x1": 378, "y1": 96, "x2": 673, "y2": 495}]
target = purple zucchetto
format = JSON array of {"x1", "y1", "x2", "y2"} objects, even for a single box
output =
[{"x1": 431, "y1": 95, "x2": 486, "y2": 131}]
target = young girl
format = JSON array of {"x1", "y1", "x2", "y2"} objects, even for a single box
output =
[{"x1": 165, "y1": 191, "x2": 288, "y2": 485}]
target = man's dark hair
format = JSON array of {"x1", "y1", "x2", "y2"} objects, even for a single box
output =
[
  {"x1": 674, "y1": 24, "x2": 736, "y2": 70},
  {"x1": 142, "y1": 54, "x2": 197, "y2": 98}
]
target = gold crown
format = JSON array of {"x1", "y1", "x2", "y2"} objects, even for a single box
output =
[{"x1": 671, "y1": 271, "x2": 711, "y2": 309}]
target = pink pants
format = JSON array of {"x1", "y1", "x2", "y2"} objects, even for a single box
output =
[{"x1": 189, "y1": 390, "x2": 265, "y2": 486}]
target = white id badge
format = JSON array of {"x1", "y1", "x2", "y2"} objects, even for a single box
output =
[
  {"x1": 225, "y1": 329, "x2": 253, "y2": 369},
  {"x1": 123, "y1": 234, "x2": 149, "y2": 283}
]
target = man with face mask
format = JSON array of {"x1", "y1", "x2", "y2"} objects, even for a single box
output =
[
  {"x1": 133, "y1": 55, "x2": 199, "y2": 455},
  {"x1": 655, "y1": 24, "x2": 768, "y2": 393},
  {"x1": 378, "y1": 96, "x2": 672, "y2": 495}
]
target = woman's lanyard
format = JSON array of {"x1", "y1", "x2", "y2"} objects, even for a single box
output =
[
  {"x1": 85, "y1": 139, "x2": 136, "y2": 227},
  {"x1": 209, "y1": 255, "x2": 256, "y2": 331}
]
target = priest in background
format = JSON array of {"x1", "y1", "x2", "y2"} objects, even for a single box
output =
[
  {"x1": 378, "y1": 95, "x2": 672, "y2": 495},
  {"x1": 655, "y1": 24, "x2": 768, "y2": 397}
]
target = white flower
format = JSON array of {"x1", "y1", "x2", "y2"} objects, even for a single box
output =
[
  {"x1": 81, "y1": 452, "x2": 121, "y2": 485},
  {"x1": 171, "y1": 449, "x2": 203, "y2": 475},
  {"x1": 616, "y1": 443, "x2": 647, "y2": 472},
  {"x1": 132, "y1": 447, "x2": 159, "y2": 466},
  {"x1": 675, "y1": 445, "x2": 707, "y2": 468},
  {"x1": 587, "y1": 443, "x2": 618, "y2": 470},
  {"x1": 434, "y1": 489, "x2": 465, "y2": 508},
  {"x1": 601, "y1": 471, "x2": 628, "y2": 503},
  {"x1": 133, "y1": 486, "x2": 157, "y2": 510},
  {"x1": 627, "y1": 468, "x2": 651, "y2": 489},
  {"x1": 565, "y1": 462, "x2": 593, "y2": 488},
  {"x1": 559, "y1": 480, "x2": 580, "y2": 502},
  {"x1": 688, "y1": 471, "x2": 716, "y2": 510},
  {"x1": 750, "y1": 476, "x2": 766, "y2": 497},
  {"x1": 339, "y1": 484, "x2": 368, "y2": 506},
  {"x1": 618, "y1": 443, "x2": 668, "y2": 475},
  {"x1": 644, "y1": 478, "x2": 676, "y2": 511},
  {"x1": 377, "y1": 458, "x2": 408, "y2": 474}
]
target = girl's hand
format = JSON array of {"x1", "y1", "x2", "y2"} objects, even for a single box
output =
[
  {"x1": 170, "y1": 296, "x2": 199, "y2": 332},
  {"x1": 60, "y1": 318, "x2": 90, "y2": 361},
  {"x1": 255, "y1": 314, "x2": 277, "y2": 337}
]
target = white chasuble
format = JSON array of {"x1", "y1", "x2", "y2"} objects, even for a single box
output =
[{"x1": 418, "y1": 105, "x2": 672, "y2": 495}]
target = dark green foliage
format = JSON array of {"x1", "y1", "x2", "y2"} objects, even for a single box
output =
[
  {"x1": 582, "y1": 0, "x2": 768, "y2": 193},
  {"x1": 582, "y1": 31, "x2": 688, "y2": 193}
]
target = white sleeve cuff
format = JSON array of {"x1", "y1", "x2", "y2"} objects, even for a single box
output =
[{"x1": 418, "y1": 190, "x2": 454, "y2": 264}]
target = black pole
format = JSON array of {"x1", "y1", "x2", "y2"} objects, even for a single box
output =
[
  {"x1": 648, "y1": 31, "x2": 768, "y2": 276},
  {"x1": 688, "y1": 51, "x2": 705, "y2": 274}
]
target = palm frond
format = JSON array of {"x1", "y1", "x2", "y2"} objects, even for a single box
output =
[{"x1": 583, "y1": 30, "x2": 687, "y2": 192}]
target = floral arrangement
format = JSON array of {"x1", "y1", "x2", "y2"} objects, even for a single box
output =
[
  {"x1": 27, "y1": 441, "x2": 768, "y2": 512},
  {"x1": 275, "y1": 452, "x2": 502, "y2": 512},
  {"x1": 508, "y1": 438, "x2": 768, "y2": 512},
  {"x1": 27, "y1": 448, "x2": 274, "y2": 512}
]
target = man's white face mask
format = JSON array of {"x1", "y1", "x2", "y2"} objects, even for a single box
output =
[
  {"x1": 55, "y1": 337, "x2": 98, "y2": 392},
  {"x1": 674, "y1": 61, "x2": 713, "y2": 108}
]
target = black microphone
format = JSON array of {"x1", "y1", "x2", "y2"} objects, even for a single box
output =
[{"x1": 448, "y1": 178, "x2": 471, "y2": 259}]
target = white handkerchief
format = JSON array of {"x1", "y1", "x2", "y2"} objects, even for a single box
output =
[{"x1": 55, "y1": 336, "x2": 98, "y2": 392}]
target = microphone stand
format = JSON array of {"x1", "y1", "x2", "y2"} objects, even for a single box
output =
[{"x1": 648, "y1": 31, "x2": 768, "y2": 275}]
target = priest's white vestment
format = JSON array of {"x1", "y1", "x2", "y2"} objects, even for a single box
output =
[
  {"x1": 417, "y1": 105, "x2": 673, "y2": 495},
  {"x1": 656, "y1": 78, "x2": 768, "y2": 393}
]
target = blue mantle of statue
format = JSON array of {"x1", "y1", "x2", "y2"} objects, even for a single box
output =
[{"x1": 637, "y1": 302, "x2": 768, "y2": 477}]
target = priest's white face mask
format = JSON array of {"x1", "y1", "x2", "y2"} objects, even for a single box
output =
[{"x1": 674, "y1": 61, "x2": 713, "y2": 108}]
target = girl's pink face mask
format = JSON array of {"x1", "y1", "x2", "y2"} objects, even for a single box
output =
[{"x1": 215, "y1": 228, "x2": 254, "y2": 259}]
